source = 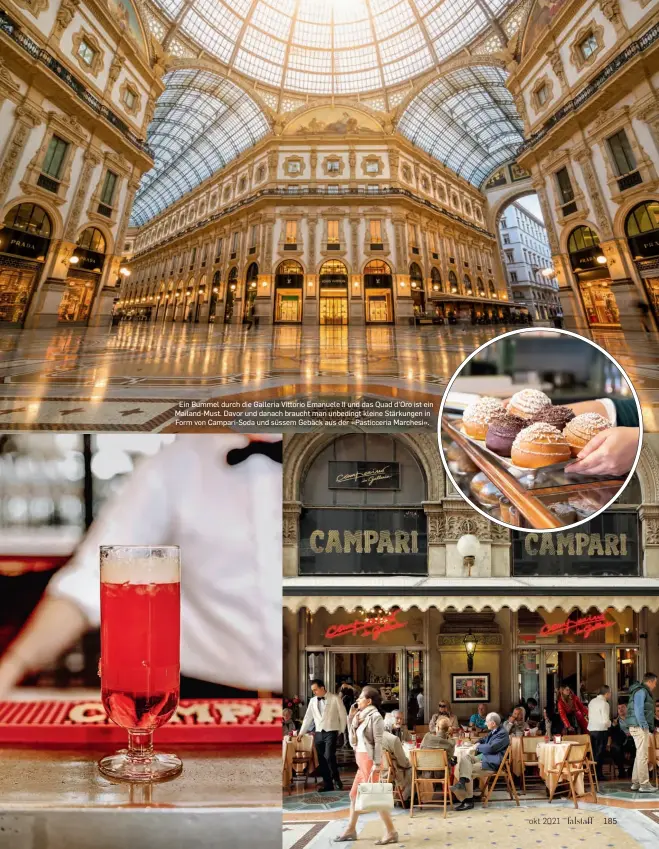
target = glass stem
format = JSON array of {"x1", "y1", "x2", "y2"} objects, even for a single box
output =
[{"x1": 127, "y1": 729, "x2": 154, "y2": 761}]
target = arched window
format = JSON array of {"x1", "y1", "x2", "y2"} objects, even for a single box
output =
[
  {"x1": 275, "y1": 259, "x2": 304, "y2": 288},
  {"x1": 477, "y1": 276, "x2": 485, "y2": 296},
  {"x1": 625, "y1": 201, "x2": 659, "y2": 237},
  {"x1": 228, "y1": 266, "x2": 238, "y2": 288},
  {"x1": 431, "y1": 267, "x2": 442, "y2": 292},
  {"x1": 488, "y1": 279, "x2": 496, "y2": 297},
  {"x1": 276, "y1": 260, "x2": 304, "y2": 276},
  {"x1": 464, "y1": 274, "x2": 473, "y2": 294},
  {"x1": 568, "y1": 226, "x2": 600, "y2": 254},
  {"x1": 448, "y1": 270, "x2": 458, "y2": 293},
  {"x1": 77, "y1": 227, "x2": 106, "y2": 254},
  {"x1": 319, "y1": 259, "x2": 348, "y2": 286},
  {"x1": 364, "y1": 260, "x2": 392, "y2": 276},
  {"x1": 246, "y1": 262, "x2": 259, "y2": 290},
  {"x1": 4, "y1": 203, "x2": 52, "y2": 238},
  {"x1": 212, "y1": 270, "x2": 220, "y2": 291},
  {"x1": 409, "y1": 262, "x2": 423, "y2": 280},
  {"x1": 364, "y1": 259, "x2": 393, "y2": 288}
]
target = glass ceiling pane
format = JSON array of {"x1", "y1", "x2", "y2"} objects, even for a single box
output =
[
  {"x1": 146, "y1": 0, "x2": 519, "y2": 96},
  {"x1": 398, "y1": 65, "x2": 524, "y2": 186},
  {"x1": 130, "y1": 70, "x2": 270, "y2": 227}
]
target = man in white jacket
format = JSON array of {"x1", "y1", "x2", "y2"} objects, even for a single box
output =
[
  {"x1": 587, "y1": 685, "x2": 612, "y2": 781},
  {"x1": 299, "y1": 679, "x2": 348, "y2": 792}
]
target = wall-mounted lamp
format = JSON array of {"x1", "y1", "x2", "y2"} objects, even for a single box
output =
[
  {"x1": 119, "y1": 267, "x2": 131, "y2": 278},
  {"x1": 463, "y1": 629, "x2": 479, "y2": 672},
  {"x1": 596, "y1": 255, "x2": 608, "y2": 265},
  {"x1": 457, "y1": 534, "x2": 481, "y2": 578},
  {"x1": 69, "y1": 255, "x2": 79, "y2": 264}
]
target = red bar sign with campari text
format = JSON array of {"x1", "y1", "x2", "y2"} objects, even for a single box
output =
[
  {"x1": 325, "y1": 610, "x2": 407, "y2": 642},
  {"x1": 538, "y1": 613, "x2": 615, "y2": 640}
]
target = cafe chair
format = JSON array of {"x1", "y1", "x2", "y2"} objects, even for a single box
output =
[
  {"x1": 409, "y1": 748, "x2": 453, "y2": 819},
  {"x1": 480, "y1": 746, "x2": 520, "y2": 808},
  {"x1": 563, "y1": 734, "x2": 599, "y2": 793},
  {"x1": 546, "y1": 743, "x2": 595, "y2": 808},
  {"x1": 649, "y1": 733, "x2": 659, "y2": 789},
  {"x1": 381, "y1": 750, "x2": 407, "y2": 808},
  {"x1": 520, "y1": 736, "x2": 543, "y2": 796}
]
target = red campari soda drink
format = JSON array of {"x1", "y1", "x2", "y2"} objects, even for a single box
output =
[{"x1": 98, "y1": 546, "x2": 183, "y2": 782}]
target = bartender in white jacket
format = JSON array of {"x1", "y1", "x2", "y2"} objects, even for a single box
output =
[
  {"x1": 299, "y1": 679, "x2": 348, "y2": 792},
  {"x1": 0, "y1": 435, "x2": 282, "y2": 698},
  {"x1": 587, "y1": 685, "x2": 612, "y2": 781}
]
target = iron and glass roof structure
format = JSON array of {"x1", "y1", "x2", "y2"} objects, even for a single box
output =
[
  {"x1": 151, "y1": 0, "x2": 515, "y2": 96},
  {"x1": 131, "y1": 1, "x2": 526, "y2": 225},
  {"x1": 130, "y1": 70, "x2": 270, "y2": 226},
  {"x1": 397, "y1": 65, "x2": 524, "y2": 185}
]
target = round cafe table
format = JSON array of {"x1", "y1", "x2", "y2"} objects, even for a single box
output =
[
  {"x1": 536, "y1": 741, "x2": 585, "y2": 796},
  {"x1": 282, "y1": 733, "x2": 319, "y2": 788}
]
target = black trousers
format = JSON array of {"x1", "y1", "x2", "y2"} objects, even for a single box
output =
[
  {"x1": 314, "y1": 730, "x2": 340, "y2": 789},
  {"x1": 610, "y1": 735, "x2": 636, "y2": 777},
  {"x1": 589, "y1": 730, "x2": 609, "y2": 776}
]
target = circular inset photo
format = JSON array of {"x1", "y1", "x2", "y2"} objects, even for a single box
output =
[{"x1": 438, "y1": 328, "x2": 642, "y2": 531}]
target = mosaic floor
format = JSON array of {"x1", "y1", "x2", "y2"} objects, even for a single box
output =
[
  {"x1": 0, "y1": 324, "x2": 657, "y2": 431},
  {"x1": 283, "y1": 801, "x2": 659, "y2": 849}
]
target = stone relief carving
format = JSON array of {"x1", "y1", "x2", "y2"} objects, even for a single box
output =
[
  {"x1": 573, "y1": 148, "x2": 613, "y2": 238},
  {"x1": 15, "y1": 0, "x2": 49, "y2": 18},
  {"x1": 64, "y1": 151, "x2": 100, "y2": 241}
]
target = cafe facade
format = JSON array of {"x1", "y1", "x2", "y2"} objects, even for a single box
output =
[{"x1": 283, "y1": 433, "x2": 659, "y2": 723}]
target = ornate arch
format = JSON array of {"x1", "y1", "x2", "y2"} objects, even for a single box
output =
[
  {"x1": 75, "y1": 221, "x2": 114, "y2": 256},
  {"x1": 1, "y1": 194, "x2": 63, "y2": 240},
  {"x1": 636, "y1": 441, "x2": 659, "y2": 504},
  {"x1": 612, "y1": 193, "x2": 659, "y2": 242},
  {"x1": 283, "y1": 432, "x2": 445, "y2": 504},
  {"x1": 485, "y1": 182, "x2": 537, "y2": 234}
]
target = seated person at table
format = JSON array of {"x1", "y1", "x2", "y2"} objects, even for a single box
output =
[
  {"x1": 430, "y1": 700, "x2": 460, "y2": 733},
  {"x1": 283, "y1": 707, "x2": 297, "y2": 736},
  {"x1": 557, "y1": 682, "x2": 588, "y2": 733},
  {"x1": 451, "y1": 712, "x2": 510, "y2": 811},
  {"x1": 538, "y1": 706, "x2": 562, "y2": 737},
  {"x1": 469, "y1": 703, "x2": 488, "y2": 731},
  {"x1": 384, "y1": 709, "x2": 410, "y2": 742},
  {"x1": 522, "y1": 698, "x2": 539, "y2": 723},
  {"x1": 610, "y1": 701, "x2": 635, "y2": 779},
  {"x1": 505, "y1": 706, "x2": 530, "y2": 737},
  {"x1": 419, "y1": 717, "x2": 456, "y2": 802},
  {"x1": 382, "y1": 714, "x2": 412, "y2": 802}
]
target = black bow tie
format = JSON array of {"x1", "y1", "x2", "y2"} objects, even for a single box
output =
[
  {"x1": 317, "y1": 697, "x2": 325, "y2": 702},
  {"x1": 226, "y1": 440, "x2": 283, "y2": 466}
]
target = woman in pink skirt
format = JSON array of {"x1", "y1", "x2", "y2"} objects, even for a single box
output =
[{"x1": 335, "y1": 686, "x2": 398, "y2": 845}]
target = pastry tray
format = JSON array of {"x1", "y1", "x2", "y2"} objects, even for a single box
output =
[{"x1": 450, "y1": 419, "x2": 571, "y2": 482}]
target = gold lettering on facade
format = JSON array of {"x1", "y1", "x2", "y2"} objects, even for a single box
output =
[
  {"x1": 308, "y1": 528, "x2": 420, "y2": 554},
  {"x1": 523, "y1": 532, "x2": 629, "y2": 557}
]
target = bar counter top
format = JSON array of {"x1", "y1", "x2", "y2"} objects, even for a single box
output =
[{"x1": 0, "y1": 692, "x2": 281, "y2": 849}]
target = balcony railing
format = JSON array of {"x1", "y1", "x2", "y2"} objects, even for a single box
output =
[
  {"x1": 37, "y1": 173, "x2": 59, "y2": 193},
  {"x1": 132, "y1": 185, "x2": 495, "y2": 257},
  {"x1": 617, "y1": 170, "x2": 643, "y2": 191},
  {"x1": 0, "y1": 9, "x2": 152, "y2": 158},
  {"x1": 518, "y1": 22, "x2": 659, "y2": 155}
]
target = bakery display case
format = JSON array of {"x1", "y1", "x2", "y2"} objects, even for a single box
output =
[{"x1": 441, "y1": 413, "x2": 626, "y2": 530}]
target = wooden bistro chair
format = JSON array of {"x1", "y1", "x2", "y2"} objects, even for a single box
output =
[
  {"x1": 546, "y1": 743, "x2": 595, "y2": 808},
  {"x1": 563, "y1": 734, "x2": 599, "y2": 793},
  {"x1": 409, "y1": 748, "x2": 453, "y2": 819},
  {"x1": 381, "y1": 750, "x2": 407, "y2": 808},
  {"x1": 520, "y1": 736, "x2": 543, "y2": 796},
  {"x1": 290, "y1": 738, "x2": 314, "y2": 789},
  {"x1": 481, "y1": 746, "x2": 520, "y2": 808},
  {"x1": 649, "y1": 733, "x2": 659, "y2": 789}
]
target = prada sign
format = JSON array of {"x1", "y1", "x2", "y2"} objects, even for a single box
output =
[
  {"x1": 0, "y1": 227, "x2": 50, "y2": 261},
  {"x1": 299, "y1": 508, "x2": 427, "y2": 575},
  {"x1": 328, "y1": 461, "x2": 400, "y2": 490},
  {"x1": 629, "y1": 232, "x2": 659, "y2": 260},
  {"x1": 513, "y1": 512, "x2": 639, "y2": 577}
]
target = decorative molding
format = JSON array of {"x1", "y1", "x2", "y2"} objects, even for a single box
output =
[
  {"x1": 108, "y1": 54, "x2": 125, "y2": 89},
  {"x1": 63, "y1": 149, "x2": 101, "y2": 241},
  {"x1": 569, "y1": 21, "x2": 605, "y2": 73},
  {"x1": 51, "y1": 0, "x2": 80, "y2": 44},
  {"x1": 71, "y1": 29, "x2": 105, "y2": 79},
  {"x1": 119, "y1": 79, "x2": 141, "y2": 117},
  {"x1": 361, "y1": 154, "x2": 384, "y2": 177},
  {"x1": 321, "y1": 155, "x2": 345, "y2": 177},
  {"x1": 573, "y1": 146, "x2": 614, "y2": 238},
  {"x1": 14, "y1": 0, "x2": 48, "y2": 17},
  {"x1": 531, "y1": 75, "x2": 554, "y2": 115},
  {"x1": 546, "y1": 48, "x2": 566, "y2": 88},
  {"x1": 599, "y1": 0, "x2": 626, "y2": 36},
  {"x1": 283, "y1": 155, "x2": 305, "y2": 178}
]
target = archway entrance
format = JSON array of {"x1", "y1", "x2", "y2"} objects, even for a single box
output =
[
  {"x1": 274, "y1": 259, "x2": 303, "y2": 323},
  {"x1": 409, "y1": 262, "x2": 425, "y2": 315},
  {"x1": 244, "y1": 262, "x2": 258, "y2": 322},
  {"x1": 224, "y1": 266, "x2": 237, "y2": 323},
  {"x1": 59, "y1": 227, "x2": 106, "y2": 323},
  {"x1": 0, "y1": 203, "x2": 52, "y2": 325},
  {"x1": 625, "y1": 200, "x2": 659, "y2": 324},
  {"x1": 363, "y1": 259, "x2": 393, "y2": 323},
  {"x1": 209, "y1": 271, "x2": 220, "y2": 323},
  {"x1": 319, "y1": 259, "x2": 348, "y2": 325},
  {"x1": 568, "y1": 226, "x2": 620, "y2": 328}
]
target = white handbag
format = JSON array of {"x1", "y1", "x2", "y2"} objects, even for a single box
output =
[{"x1": 355, "y1": 770, "x2": 394, "y2": 813}]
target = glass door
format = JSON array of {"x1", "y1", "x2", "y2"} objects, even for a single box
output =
[
  {"x1": 320, "y1": 295, "x2": 348, "y2": 325},
  {"x1": 276, "y1": 291, "x2": 301, "y2": 322},
  {"x1": 366, "y1": 292, "x2": 391, "y2": 323},
  {"x1": 544, "y1": 649, "x2": 610, "y2": 709},
  {"x1": 0, "y1": 264, "x2": 37, "y2": 324}
]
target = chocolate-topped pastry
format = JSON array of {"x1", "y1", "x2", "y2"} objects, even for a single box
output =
[
  {"x1": 485, "y1": 413, "x2": 526, "y2": 457},
  {"x1": 531, "y1": 405, "x2": 575, "y2": 431}
]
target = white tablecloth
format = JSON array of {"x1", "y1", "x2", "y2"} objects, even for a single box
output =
[{"x1": 536, "y1": 742, "x2": 585, "y2": 795}]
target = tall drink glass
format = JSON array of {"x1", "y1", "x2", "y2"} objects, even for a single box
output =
[{"x1": 98, "y1": 545, "x2": 182, "y2": 781}]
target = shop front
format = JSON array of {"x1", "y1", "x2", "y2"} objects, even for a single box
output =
[
  {"x1": 625, "y1": 200, "x2": 659, "y2": 324},
  {"x1": 243, "y1": 262, "x2": 258, "y2": 322},
  {"x1": 568, "y1": 225, "x2": 620, "y2": 327},
  {"x1": 319, "y1": 259, "x2": 348, "y2": 325},
  {"x1": 208, "y1": 271, "x2": 220, "y2": 323},
  {"x1": 274, "y1": 260, "x2": 303, "y2": 323},
  {"x1": 0, "y1": 203, "x2": 52, "y2": 325},
  {"x1": 59, "y1": 227, "x2": 106, "y2": 323},
  {"x1": 409, "y1": 262, "x2": 425, "y2": 315},
  {"x1": 363, "y1": 260, "x2": 393, "y2": 324},
  {"x1": 224, "y1": 266, "x2": 237, "y2": 323}
]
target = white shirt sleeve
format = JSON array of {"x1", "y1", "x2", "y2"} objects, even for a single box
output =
[
  {"x1": 598, "y1": 398, "x2": 617, "y2": 426},
  {"x1": 47, "y1": 452, "x2": 172, "y2": 626}
]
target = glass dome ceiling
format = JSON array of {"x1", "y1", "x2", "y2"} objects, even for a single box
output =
[
  {"x1": 130, "y1": 69, "x2": 270, "y2": 226},
  {"x1": 151, "y1": 0, "x2": 515, "y2": 96},
  {"x1": 398, "y1": 65, "x2": 524, "y2": 185}
]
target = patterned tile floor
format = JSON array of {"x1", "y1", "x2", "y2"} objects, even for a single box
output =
[{"x1": 0, "y1": 323, "x2": 657, "y2": 431}]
